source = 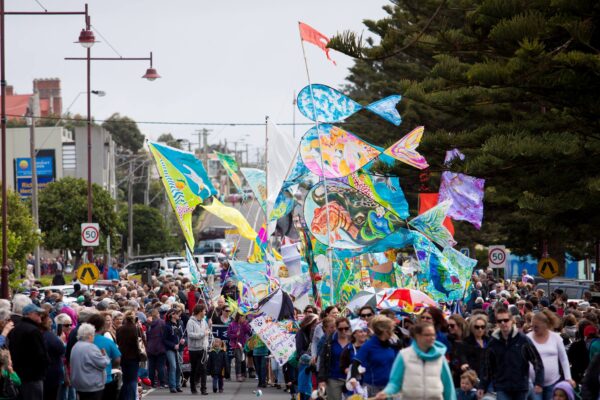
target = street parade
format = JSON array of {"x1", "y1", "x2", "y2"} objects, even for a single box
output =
[{"x1": 0, "y1": 1, "x2": 599, "y2": 400}]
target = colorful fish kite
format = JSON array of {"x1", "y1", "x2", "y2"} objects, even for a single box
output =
[
  {"x1": 297, "y1": 84, "x2": 402, "y2": 125},
  {"x1": 304, "y1": 180, "x2": 408, "y2": 249},
  {"x1": 300, "y1": 125, "x2": 428, "y2": 178},
  {"x1": 340, "y1": 170, "x2": 409, "y2": 219},
  {"x1": 215, "y1": 152, "x2": 245, "y2": 198},
  {"x1": 439, "y1": 171, "x2": 485, "y2": 229}
]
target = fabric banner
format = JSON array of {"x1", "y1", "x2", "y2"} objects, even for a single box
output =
[
  {"x1": 266, "y1": 120, "x2": 299, "y2": 229},
  {"x1": 185, "y1": 245, "x2": 201, "y2": 286},
  {"x1": 341, "y1": 170, "x2": 409, "y2": 219},
  {"x1": 442, "y1": 247, "x2": 477, "y2": 295},
  {"x1": 298, "y1": 22, "x2": 336, "y2": 65},
  {"x1": 409, "y1": 200, "x2": 456, "y2": 248},
  {"x1": 201, "y1": 198, "x2": 258, "y2": 240},
  {"x1": 439, "y1": 171, "x2": 485, "y2": 229},
  {"x1": 250, "y1": 316, "x2": 296, "y2": 366},
  {"x1": 418, "y1": 193, "x2": 454, "y2": 235},
  {"x1": 148, "y1": 142, "x2": 205, "y2": 249},
  {"x1": 215, "y1": 152, "x2": 245, "y2": 196},
  {"x1": 241, "y1": 167, "x2": 267, "y2": 214}
]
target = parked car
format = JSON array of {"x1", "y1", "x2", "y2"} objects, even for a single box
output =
[
  {"x1": 125, "y1": 255, "x2": 186, "y2": 276},
  {"x1": 534, "y1": 281, "x2": 600, "y2": 302},
  {"x1": 195, "y1": 239, "x2": 234, "y2": 255}
]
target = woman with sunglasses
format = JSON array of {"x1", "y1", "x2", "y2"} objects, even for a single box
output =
[
  {"x1": 317, "y1": 317, "x2": 352, "y2": 399},
  {"x1": 357, "y1": 306, "x2": 375, "y2": 322},
  {"x1": 447, "y1": 314, "x2": 468, "y2": 387},
  {"x1": 461, "y1": 315, "x2": 489, "y2": 382},
  {"x1": 420, "y1": 307, "x2": 451, "y2": 350}
]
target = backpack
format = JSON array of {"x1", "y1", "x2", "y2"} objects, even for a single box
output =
[{"x1": 0, "y1": 373, "x2": 19, "y2": 400}]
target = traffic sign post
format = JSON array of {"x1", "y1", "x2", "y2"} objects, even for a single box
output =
[
  {"x1": 488, "y1": 245, "x2": 508, "y2": 278},
  {"x1": 81, "y1": 223, "x2": 100, "y2": 247},
  {"x1": 76, "y1": 262, "x2": 100, "y2": 286},
  {"x1": 538, "y1": 257, "x2": 559, "y2": 280}
]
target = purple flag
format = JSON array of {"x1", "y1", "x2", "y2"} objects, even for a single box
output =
[
  {"x1": 439, "y1": 171, "x2": 485, "y2": 229},
  {"x1": 443, "y1": 148, "x2": 465, "y2": 166}
]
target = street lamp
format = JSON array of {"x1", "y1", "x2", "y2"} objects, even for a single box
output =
[
  {"x1": 0, "y1": 2, "x2": 89, "y2": 299},
  {"x1": 66, "y1": 20, "x2": 159, "y2": 264}
]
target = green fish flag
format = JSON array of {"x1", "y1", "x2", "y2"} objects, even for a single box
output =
[
  {"x1": 215, "y1": 152, "x2": 245, "y2": 197},
  {"x1": 148, "y1": 141, "x2": 217, "y2": 249}
]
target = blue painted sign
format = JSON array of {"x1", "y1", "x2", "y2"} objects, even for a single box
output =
[{"x1": 15, "y1": 157, "x2": 53, "y2": 177}]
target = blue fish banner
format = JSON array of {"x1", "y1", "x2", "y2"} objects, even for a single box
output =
[
  {"x1": 148, "y1": 141, "x2": 217, "y2": 202},
  {"x1": 297, "y1": 84, "x2": 402, "y2": 126}
]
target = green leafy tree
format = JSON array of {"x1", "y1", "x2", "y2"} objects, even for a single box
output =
[
  {"x1": 157, "y1": 133, "x2": 183, "y2": 149},
  {"x1": 329, "y1": 0, "x2": 600, "y2": 262},
  {"x1": 38, "y1": 177, "x2": 122, "y2": 259},
  {"x1": 0, "y1": 186, "x2": 39, "y2": 268},
  {"x1": 102, "y1": 113, "x2": 145, "y2": 153},
  {"x1": 119, "y1": 204, "x2": 178, "y2": 255}
]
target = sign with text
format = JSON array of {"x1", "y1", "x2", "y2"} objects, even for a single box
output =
[
  {"x1": 250, "y1": 316, "x2": 296, "y2": 366},
  {"x1": 488, "y1": 245, "x2": 507, "y2": 269},
  {"x1": 81, "y1": 223, "x2": 100, "y2": 246},
  {"x1": 14, "y1": 156, "x2": 55, "y2": 198}
]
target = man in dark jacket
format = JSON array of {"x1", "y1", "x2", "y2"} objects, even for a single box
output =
[
  {"x1": 479, "y1": 307, "x2": 544, "y2": 400},
  {"x1": 145, "y1": 309, "x2": 167, "y2": 388},
  {"x1": 8, "y1": 303, "x2": 49, "y2": 399}
]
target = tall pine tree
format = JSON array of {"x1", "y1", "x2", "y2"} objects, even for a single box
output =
[{"x1": 329, "y1": 0, "x2": 600, "y2": 262}]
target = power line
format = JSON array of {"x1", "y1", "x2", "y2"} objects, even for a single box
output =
[{"x1": 6, "y1": 113, "x2": 317, "y2": 127}]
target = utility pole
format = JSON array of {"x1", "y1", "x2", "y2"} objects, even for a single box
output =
[
  {"x1": 127, "y1": 160, "x2": 134, "y2": 260},
  {"x1": 144, "y1": 164, "x2": 150, "y2": 206},
  {"x1": 245, "y1": 143, "x2": 249, "y2": 167},
  {"x1": 202, "y1": 129, "x2": 209, "y2": 165},
  {"x1": 27, "y1": 93, "x2": 40, "y2": 277},
  {"x1": 256, "y1": 147, "x2": 260, "y2": 167}
]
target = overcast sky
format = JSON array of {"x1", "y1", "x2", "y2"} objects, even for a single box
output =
[{"x1": 6, "y1": 0, "x2": 388, "y2": 160}]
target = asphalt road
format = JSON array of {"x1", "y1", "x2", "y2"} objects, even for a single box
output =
[{"x1": 144, "y1": 378, "x2": 292, "y2": 399}]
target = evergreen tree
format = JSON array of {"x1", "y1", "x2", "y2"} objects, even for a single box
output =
[{"x1": 329, "y1": 0, "x2": 600, "y2": 260}]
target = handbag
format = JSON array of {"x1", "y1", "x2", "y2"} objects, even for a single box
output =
[
  {"x1": 0, "y1": 373, "x2": 19, "y2": 400},
  {"x1": 137, "y1": 327, "x2": 148, "y2": 362}
]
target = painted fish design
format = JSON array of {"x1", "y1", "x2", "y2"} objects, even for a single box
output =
[
  {"x1": 305, "y1": 180, "x2": 455, "y2": 251},
  {"x1": 297, "y1": 84, "x2": 403, "y2": 125},
  {"x1": 300, "y1": 124, "x2": 429, "y2": 178}
]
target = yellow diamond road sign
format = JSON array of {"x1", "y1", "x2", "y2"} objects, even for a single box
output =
[
  {"x1": 77, "y1": 263, "x2": 100, "y2": 286},
  {"x1": 537, "y1": 257, "x2": 559, "y2": 280}
]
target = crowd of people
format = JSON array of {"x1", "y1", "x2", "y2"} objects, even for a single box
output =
[{"x1": 1, "y1": 264, "x2": 600, "y2": 400}]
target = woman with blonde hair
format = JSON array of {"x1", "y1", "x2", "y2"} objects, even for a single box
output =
[
  {"x1": 461, "y1": 314, "x2": 489, "y2": 381},
  {"x1": 527, "y1": 309, "x2": 575, "y2": 400},
  {"x1": 350, "y1": 315, "x2": 399, "y2": 396}
]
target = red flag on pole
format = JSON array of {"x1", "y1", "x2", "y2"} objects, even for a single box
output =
[
  {"x1": 418, "y1": 193, "x2": 455, "y2": 235},
  {"x1": 299, "y1": 22, "x2": 336, "y2": 65}
]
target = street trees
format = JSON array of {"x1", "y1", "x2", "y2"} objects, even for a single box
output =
[
  {"x1": 38, "y1": 177, "x2": 122, "y2": 260},
  {"x1": 0, "y1": 186, "x2": 39, "y2": 269},
  {"x1": 329, "y1": 0, "x2": 600, "y2": 258},
  {"x1": 102, "y1": 113, "x2": 145, "y2": 153},
  {"x1": 119, "y1": 204, "x2": 178, "y2": 255}
]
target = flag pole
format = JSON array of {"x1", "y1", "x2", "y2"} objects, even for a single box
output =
[{"x1": 298, "y1": 22, "x2": 335, "y2": 305}]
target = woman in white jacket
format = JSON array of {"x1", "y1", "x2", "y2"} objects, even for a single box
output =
[{"x1": 186, "y1": 304, "x2": 211, "y2": 395}]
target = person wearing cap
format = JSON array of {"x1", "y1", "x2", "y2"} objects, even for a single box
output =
[{"x1": 7, "y1": 303, "x2": 50, "y2": 399}]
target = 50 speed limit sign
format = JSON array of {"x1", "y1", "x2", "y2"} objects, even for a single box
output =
[
  {"x1": 488, "y1": 245, "x2": 507, "y2": 268},
  {"x1": 81, "y1": 223, "x2": 100, "y2": 247}
]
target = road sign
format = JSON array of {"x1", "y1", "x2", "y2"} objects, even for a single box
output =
[
  {"x1": 77, "y1": 263, "x2": 100, "y2": 285},
  {"x1": 488, "y1": 245, "x2": 507, "y2": 268},
  {"x1": 460, "y1": 247, "x2": 470, "y2": 257},
  {"x1": 538, "y1": 257, "x2": 559, "y2": 279},
  {"x1": 81, "y1": 223, "x2": 100, "y2": 246}
]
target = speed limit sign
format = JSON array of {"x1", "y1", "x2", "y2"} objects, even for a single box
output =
[
  {"x1": 81, "y1": 223, "x2": 100, "y2": 246},
  {"x1": 488, "y1": 245, "x2": 507, "y2": 269}
]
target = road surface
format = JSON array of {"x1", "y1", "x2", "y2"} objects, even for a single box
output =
[{"x1": 144, "y1": 378, "x2": 291, "y2": 399}]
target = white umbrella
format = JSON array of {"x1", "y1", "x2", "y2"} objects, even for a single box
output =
[{"x1": 346, "y1": 287, "x2": 385, "y2": 313}]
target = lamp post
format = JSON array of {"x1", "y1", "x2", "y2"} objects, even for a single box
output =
[
  {"x1": 66, "y1": 24, "x2": 159, "y2": 263},
  {"x1": 0, "y1": 2, "x2": 89, "y2": 299}
]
